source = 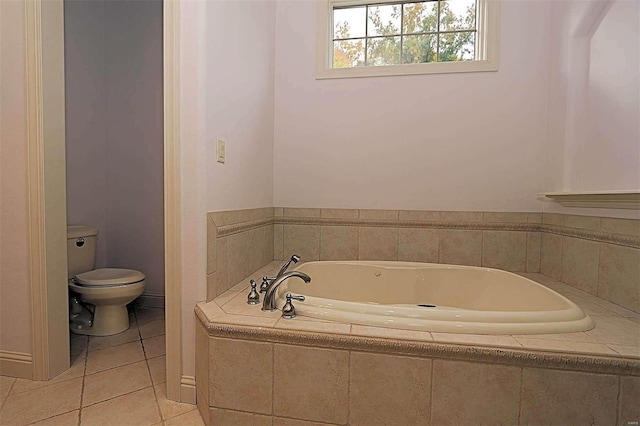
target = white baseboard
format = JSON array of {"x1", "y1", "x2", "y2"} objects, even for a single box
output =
[
  {"x1": 0, "y1": 350, "x2": 33, "y2": 379},
  {"x1": 133, "y1": 291, "x2": 165, "y2": 309},
  {"x1": 180, "y1": 375, "x2": 197, "y2": 404}
]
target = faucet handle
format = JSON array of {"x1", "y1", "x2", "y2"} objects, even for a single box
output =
[
  {"x1": 247, "y1": 280, "x2": 260, "y2": 305},
  {"x1": 259, "y1": 276, "x2": 272, "y2": 293},
  {"x1": 281, "y1": 293, "x2": 305, "y2": 319}
]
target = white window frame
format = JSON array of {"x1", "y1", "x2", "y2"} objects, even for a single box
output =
[{"x1": 315, "y1": 0, "x2": 501, "y2": 79}]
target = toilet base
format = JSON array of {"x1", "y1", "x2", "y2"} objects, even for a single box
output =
[{"x1": 70, "y1": 304, "x2": 130, "y2": 336}]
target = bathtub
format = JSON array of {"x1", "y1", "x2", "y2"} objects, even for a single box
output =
[{"x1": 275, "y1": 261, "x2": 594, "y2": 335}]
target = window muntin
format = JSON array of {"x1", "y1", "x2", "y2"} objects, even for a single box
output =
[
  {"x1": 316, "y1": 0, "x2": 499, "y2": 79},
  {"x1": 332, "y1": 0, "x2": 478, "y2": 69}
]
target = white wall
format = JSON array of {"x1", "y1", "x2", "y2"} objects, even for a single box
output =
[
  {"x1": 205, "y1": 1, "x2": 276, "y2": 212},
  {"x1": 178, "y1": 0, "x2": 276, "y2": 381},
  {"x1": 273, "y1": 0, "x2": 551, "y2": 212},
  {"x1": 0, "y1": 0, "x2": 33, "y2": 355},
  {"x1": 65, "y1": 0, "x2": 165, "y2": 292},
  {"x1": 543, "y1": 0, "x2": 639, "y2": 219}
]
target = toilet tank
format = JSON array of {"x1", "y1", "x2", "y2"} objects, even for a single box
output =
[{"x1": 67, "y1": 226, "x2": 98, "y2": 279}]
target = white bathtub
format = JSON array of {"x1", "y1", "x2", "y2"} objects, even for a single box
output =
[{"x1": 275, "y1": 261, "x2": 594, "y2": 335}]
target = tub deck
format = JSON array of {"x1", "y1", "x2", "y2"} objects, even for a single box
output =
[{"x1": 197, "y1": 261, "x2": 639, "y2": 367}]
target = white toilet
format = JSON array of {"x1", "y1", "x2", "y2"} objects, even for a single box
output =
[{"x1": 67, "y1": 226, "x2": 146, "y2": 336}]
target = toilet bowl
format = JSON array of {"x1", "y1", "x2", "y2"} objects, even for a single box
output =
[
  {"x1": 69, "y1": 268, "x2": 145, "y2": 336},
  {"x1": 67, "y1": 226, "x2": 146, "y2": 336}
]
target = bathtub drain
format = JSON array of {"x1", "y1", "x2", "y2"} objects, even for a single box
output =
[{"x1": 417, "y1": 304, "x2": 437, "y2": 308}]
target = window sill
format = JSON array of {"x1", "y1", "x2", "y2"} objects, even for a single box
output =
[{"x1": 315, "y1": 59, "x2": 499, "y2": 80}]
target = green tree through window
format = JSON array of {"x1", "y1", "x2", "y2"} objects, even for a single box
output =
[{"x1": 333, "y1": 0, "x2": 477, "y2": 68}]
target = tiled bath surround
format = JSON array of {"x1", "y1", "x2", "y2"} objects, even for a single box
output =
[
  {"x1": 207, "y1": 207, "x2": 639, "y2": 314},
  {"x1": 195, "y1": 262, "x2": 640, "y2": 426}
]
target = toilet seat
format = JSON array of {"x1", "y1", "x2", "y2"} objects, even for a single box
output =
[{"x1": 73, "y1": 268, "x2": 145, "y2": 288}]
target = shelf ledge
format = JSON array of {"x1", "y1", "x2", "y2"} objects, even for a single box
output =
[{"x1": 544, "y1": 190, "x2": 640, "y2": 210}]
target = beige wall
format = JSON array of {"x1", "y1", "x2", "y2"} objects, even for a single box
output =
[{"x1": 0, "y1": 0, "x2": 33, "y2": 356}]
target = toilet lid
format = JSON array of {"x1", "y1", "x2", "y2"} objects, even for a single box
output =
[{"x1": 74, "y1": 268, "x2": 145, "y2": 287}]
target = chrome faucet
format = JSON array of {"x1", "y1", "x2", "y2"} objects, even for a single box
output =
[
  {"x1": 261, "y1": 271, "x2": 311, "y2": 312},
  {"x1": 260, "y1": 254, "x2": 301, "y2": 293}
]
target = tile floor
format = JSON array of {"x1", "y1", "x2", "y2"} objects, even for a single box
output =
[{"x1": 0, "y1": 307, "x2": 204, "y2": 426}]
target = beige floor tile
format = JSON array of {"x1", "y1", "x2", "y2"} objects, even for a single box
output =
[
  {"x1": 82, "y1": 360, "x2": 151, "y2": 407},
  {"x1": 88, "y1": 323, "x2": 141, "y2": 351},
  {"x1": 209, "y1": 407, "x2": 271, "y2": 426},
  {"x1": 610, "y1": 345, "x2": 640, "y2": 357},
  {"x1": 135, "y1": 307, "x2": 165, "y2": 326},
  {"x1": 0, "y1": 376, "x2": 16, "y2": 402},
  {"x1": 0, "y1": 377, "x2": 82, "y2": 425},
  {"x1": 80, "y1": 387, "x2": 161, "y2": 426},
  {"x1": 138, "y1": 318, "x2": 165, "y2": 339},
  {"x1": 164, "y1": 409, "x2": 205, "y2": 426},
  {"x1": 85, "y1": 340, "x2": 145, "y2": 375},
  {"x1": 143, "y1": 335, "x2": 166, "y2": 359},
  {"x1": 30, "y1": 409, "x2": 79, "y2": 426},
  {"x1": 11, "y1": 352, "x2": 86, "y2": 395},
  {"x1": 70, "y1": 334, "x2": 89, "y2": 356},
  {"x1": 155, "y1": 383, "x2": 196, "y2": 420},
  {"x1": 148, "y1": 355, "x2": 166, "y2": 384}
]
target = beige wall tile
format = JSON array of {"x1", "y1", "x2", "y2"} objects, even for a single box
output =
[
  {"x1": 540, "y1": 233, "x2": 562, "y2": 280},
  {"x1": 284, "y1": 208, "x2": 321, "y2": 218},
  {"x1": 274, "y1": 207, "x2": 284, "y2": 217},
  {"x1": 207, "y1": 215, "x2": 217, "y2": 275},
  {"x1": 431, "y1": 360, "x2": 521, "y2": 425},
  {"x1": 542, "y1": 213, "x2": 565, "y2": 226},
  {"x1": 209, "y1": 408, "x2": 271, "y2": 426},
  {"x1": 320, "y1": 208, "x2": 358, "y2": 219},
  {"x1": 598, "y1": 244, "x2": 640, "y2": 313},
  {"x1": 211, "y1": 236, "x2": 229, "y2": 298},
  {"x1": 0, "y1": 378, "x2": 82, "y2": 425},
  {"x1": 520, "y1": 368, "x2": 617, "y2": 425},
  {"x1": 227, "y1": 232, "x2": 250, "y2": 288},
  {"x1": 439, "y1": 230, "x2": 482, "y2": 266},
  {"x1": 564, "y1": 214, "x2": 601, "y2": 231},
  {"x1": 561, "y1": 237, "x2": 599, "y2": 294},
  {"x1": 210, "y1": 338, "x2": 272, "y2": 415},
  {"x1": 351, "y1": 324, "x2": 433, "y2": 341},
  {"x1": 320, "y1": 226, "x2": 358, "y2": 260},
  {"x1": 283, "y1": 225, "x2": 320, "y2": 262},
  {"x1": 601, "y1": 217, "x2": 640, "y2": 237},
  {"x1": 274, "y1": 224, "x2": 284, "y2": 260},
  {"x1": 358, "y1": 227, "x2": 398, "y2": 261},
  {"x1": 349, "y1": 352, "x2": 431, "y2": 426},
  {"x1": 81, "y1": 387, "x2": 161, "y2": 426},
  {"x1": 273, "y1": 344, "x2": 349, "y2": 424},
  {"x1": 358, "y1": 209, "x2": 398, "y2": 220},
  {"x1": 263, "y1": 224, "x2": 274, "y2": 263},
  {"x1": 482, "y1": 230, "x2": 527, "y2": 271},
  {"x1": 82, "y1": 360, "x2": 151, "y2": 406},
  {"x1": 619, "y1": 376, "x2": 640, "y2": 425},
  {"x1": 526, "y1": 231, "x2": 541, "y2": 272},
  {"x1": 398, "y1": 210, "x2": 440, "y2": 221},
  {"x1": 483, "y1": 212, "x2": 528, "y2": 223},
  {"x1": 527, "y1": 213, "x2": 542, "y2": 223},
  {"x1": 398, "y1": 228, "x2": 438, "y2": 263},
  {"x1": 440, "y1": 211, "x2": 482, "y2": 222},
  {"x1": 209, "y1": 211, "x2": 229, "y2": 227},
  {"x1": 195, "y1": 323, "x2": 209, "y2": 404}
]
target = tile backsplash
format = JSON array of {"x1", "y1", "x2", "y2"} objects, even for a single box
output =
[{"x1": 207, "y1": 208, "x2": 639, "y2": 313}]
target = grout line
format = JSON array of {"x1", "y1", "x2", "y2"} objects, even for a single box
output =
[
  {"x1": 517, "y1": 367, "x2": 525, "y2": 425},
  {"x1": 78, "y1": 348, "x2": 89, "y2": 425},
  {"x1": 428, "y1": 358, "x2": 434, "y2": 424}
]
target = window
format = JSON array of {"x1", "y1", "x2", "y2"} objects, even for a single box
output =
[{"x1": 316, "y1": 0, "x2": 500, "y2": 79}]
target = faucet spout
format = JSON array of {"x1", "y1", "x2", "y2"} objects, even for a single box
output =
[{"x1": 261, "y1": 271, "x2": 311, "y2": 312}]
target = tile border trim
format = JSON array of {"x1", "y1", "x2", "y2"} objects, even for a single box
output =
[
  {"x1": 195, "y1": 309, "x2": 639, "y2": 377},
  {"x1": 213, "y1": 214, "x2": 640, "y2": 249}
]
